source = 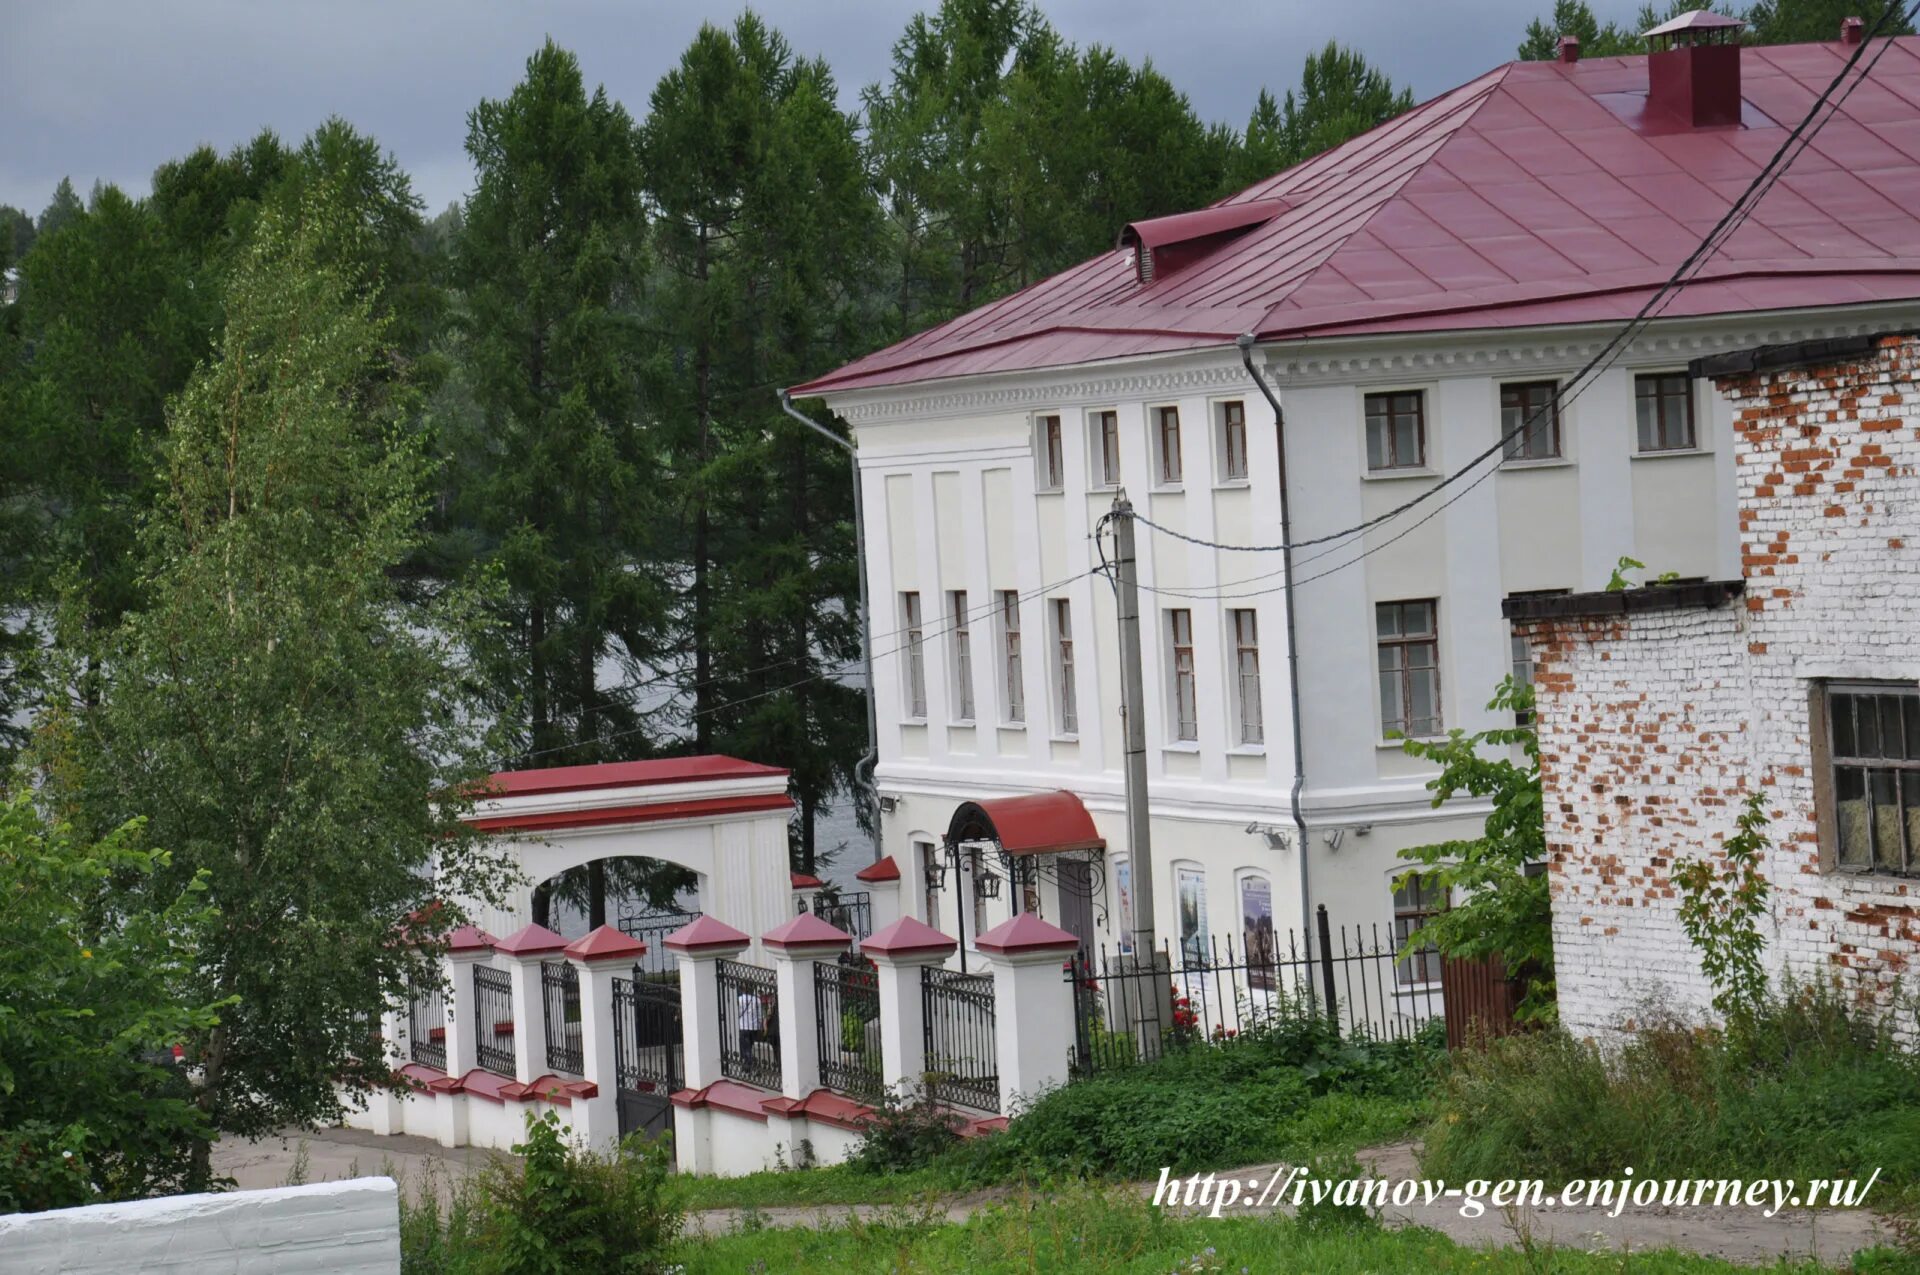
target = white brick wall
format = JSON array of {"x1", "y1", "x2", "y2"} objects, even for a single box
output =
[
  {"x1": 1525, "y1": 336, "x2": 1920, "y2": 1038},
  {"x1": 0, "y1": 1178, "x2": 401, "y2": 1275}
]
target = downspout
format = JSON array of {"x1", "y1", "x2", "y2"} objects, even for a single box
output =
[
  {"x1": 779, "y1": 390, "x2": 882, "y2": 864},
  {"x1": 1235, "y1": 334, "x2": 1311, "y2": 937}
]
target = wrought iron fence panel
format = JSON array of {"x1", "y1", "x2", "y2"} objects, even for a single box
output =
[
  {"x1": 615, "y1": 906, "x2": 704, "y2": 977},
  {"x1": 810, "y1": 891, "x2": 873, "y2": 946},
  {"x1": 1065, "y1": 904, "x2": 1444, "y2": 1080},
  {"x1": 473, "y1": 964, "x2": 516, "y2": 1077},
  {"x1": 921, "y1": 967, "x2": 999, "y2": 1113},
  {"x1": 408, "y1": 975, "x2": 446, "y2": 1071},
  {"x1": 716, "y1": 959, "x2": 781, "y2": 1090},
  {"x1": 813, "y1": 956, "x2": 882, "y2": 1102},
  {"x1": 541, "y1": 961, "x2": 583, "y2": 1075}
]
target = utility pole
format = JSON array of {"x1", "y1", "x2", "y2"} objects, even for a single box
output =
[{"x1": 1110, "y1": 492, "x2": 1157, "y2": 955}]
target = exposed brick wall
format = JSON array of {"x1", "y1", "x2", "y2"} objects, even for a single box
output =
[{"x1": 1529, "y1": 335, "x2": 1920, "y2": 1038}]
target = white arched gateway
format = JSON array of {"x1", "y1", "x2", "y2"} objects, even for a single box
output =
[{"x1": 454, "y1": 756, "x2": 795, "y2": 958}]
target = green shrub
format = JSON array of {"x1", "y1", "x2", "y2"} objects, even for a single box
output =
[
  {"x1": 1422, "y1": 981, "x2": 1920, "y2": 1192},
  {"x1": 851, "y1": 1082, "x2": 967, "y2": 1175}
]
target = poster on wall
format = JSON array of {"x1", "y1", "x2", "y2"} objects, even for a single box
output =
[
  {"x1": 1241, "y1": 875, "x2": 1275, "y2": 992},
  {"x1": 1176, "y1": 866, "x2": 1208, "y2": 966},
  {"x1": 1115, "y1": 860, "x2": 1134, "y2": 956}
]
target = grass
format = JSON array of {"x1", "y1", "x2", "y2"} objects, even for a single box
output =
[
  {"x1": 673, "y1": 1160, "x2": 958, "y2": 1211},
  {"x1": 670, "y1": 1183, "x2": 1854, "y2": 1275}
]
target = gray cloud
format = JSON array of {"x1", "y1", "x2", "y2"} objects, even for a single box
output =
[{"x1": 0, "y1": 0, "x2": 1656, "y2": 215}]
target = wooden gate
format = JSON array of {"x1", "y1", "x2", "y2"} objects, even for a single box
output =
[{"x1": 1440, "y1": 954, "x2": 1523, "y2": 1049}]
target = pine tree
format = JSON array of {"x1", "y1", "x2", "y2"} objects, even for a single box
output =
[
  {"x1": 645, "y1": 16, "x2": 877, "y2": 874},
  {"x1": 38, "y1": 181, "x2": 510, "y2": 1185},
  {"x1": 449, "y1": 41, "x2": 663, "y2": 923},
  {"x1": 1280, "y1": 44, "x2": 1414, "y2": 165}
]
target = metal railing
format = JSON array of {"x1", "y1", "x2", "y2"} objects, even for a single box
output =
[
  {"x1": 810, "y1": 891, "x2": 873, "y2": 946},
  {"x1": 612, "y1": 976, "x2": 684, "y2": 1095},
  {"x1": 615, "y1": 906, "x2": 703, "y2": 978},
  {"x1": 921, "y1": 967, "x2": 998, "y2": 1113},
  {"x1": 541, "y1": 961, "x2": 582, "y2": 1075},
  {"x1": 473, "y1": 964, "x2": 516, "y2": 1077},
  {"x1": 813, "y1": 954, "x2": 882, "y2": 1103},
  {"x1": 408, "y1": 975, "x2": 446, "y2": 1071},
  {"x1": 1065, "y1": 904, "x2": 1443, "y2": 1079},
  {"x1": 717, "y1": 958, "x2": 781, "y2": 1090}
]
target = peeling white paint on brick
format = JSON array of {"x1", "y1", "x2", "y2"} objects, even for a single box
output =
[{"x1": 1523, "y1": 336, "x2": 1920, "y2": 1040}]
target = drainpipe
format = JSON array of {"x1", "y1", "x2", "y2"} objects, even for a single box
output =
[
  {"x1": 1235, "y1": 334, "x2": 1312, "y2": 938},
  {"x1": 778, "y1": 390, "x2": 881, "y2": 864}
]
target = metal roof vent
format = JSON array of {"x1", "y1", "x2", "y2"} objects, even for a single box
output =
[
  {"x1": 1842, "y1": 15, "x2": 1866, "y2": 43},
  {"x1": 1643, "y1": 9, "x2": 1747, "y2": 129},
  {"x1": 1118, "y1": 199, "x2": 1288, "y2": 287},
  {"x1": 1557, "y1": 35, "x2": 1582, "y2": 63}
]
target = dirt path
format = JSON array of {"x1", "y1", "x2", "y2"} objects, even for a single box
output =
[{"x1": 219, "y1": 1127, "x2": 1891, "y2": 1265}]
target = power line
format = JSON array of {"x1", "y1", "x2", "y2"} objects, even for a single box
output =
[{"x1": 1128, "y1": 9, "x2": 1916, "y2": 569}]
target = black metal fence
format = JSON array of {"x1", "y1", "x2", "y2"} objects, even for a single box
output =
[
  {"x1": 809, "y1": 891, "x2": 873, "y2": 946},
  {"x1": 616, "y1": 906, "x2": 703, "y2": 977},
  {"x1": 717, "y1": 958, "x2": 781, "y2": 1090},
  {"x1": 1065, "y1": 904, "x2": 1443, "y2": 1078},
  {"x1": 408, "y1": 976, "x2": 446, "y2": 1071},
  {"x1": 612, "y1": 973, "x2": 684, "y2": 1138},
  {"x1": 921, "y1": 967, "x2": 998, "y2": 1113},
  {"x1": 813, "y1": 954, "x2": 882, "y2": 1102},
  {"x1": 473, "y1": 964, "x2": 516, "y2": 1077},
  {"x1": 541, "y1": 961, "x2": 582, "y2": 1075}
]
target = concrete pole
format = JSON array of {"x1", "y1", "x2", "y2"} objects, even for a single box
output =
[
  {"x1": 975, "y1": 915, "x2": 1081, "y2": 1114},
  {"x1": 1110, "y1": 493, "x2": 1158, "y2": 954}
]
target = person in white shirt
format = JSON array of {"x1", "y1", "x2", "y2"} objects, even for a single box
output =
[{"x1": 737, "y1": 989, "x2": 764, "y2": 1059}]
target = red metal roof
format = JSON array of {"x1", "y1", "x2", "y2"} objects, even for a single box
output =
[
  {"x1": 483, "y1": 755, "x2": 788, "y2": 798},
  {"x1": 946, "y1": 791, "x2": 1106, "y2": 856},
  {"x1": 792, "y1": 38, "x2": 1920, "y2": 397}
]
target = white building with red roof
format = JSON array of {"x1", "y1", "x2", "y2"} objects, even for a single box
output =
[{"x1": 789, "y1": 18, "x2": 1920, "y2": 979}]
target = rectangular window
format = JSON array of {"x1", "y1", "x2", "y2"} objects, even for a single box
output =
[
  {"x1": 1377, "y1": 600, "x2": 1442, "y2": 738},
  {"x1": 1220, "y1": 400, "x2": 1249, "y2": 482},
  {"x1": 1511, "y1": 629, "x2": 1534, "y2": 727},
  {"x1": 1053, "y1": 598, "x2": 1078, "y2": 735},
  {"x1": 949, "y1": 590, "x2": 974, "y2": 721},
  {"x1": 1393, "y1": 874, "x2": 1446, "y2": 987},
  {"x1": 1636, "y1": 373, "x2": 1696, "y2": 452},
  {"x1": 1095, "y1": 410, "x2": 1121, "y2": 486},
  {"x1": 1364, "y1": 391, "x2": 1426, "y2": 471},
  {"x1": 1823, "y1": 682, "x2": 1920, "y2": 877},
  {"x1": 1167, "y1": 608, "x2": 1197, "y2": 742},
  {"x1": 902, "y1": 592, "x2": 927, "y2": 718},
  {"x1": 1155, "y1": 406, "x2": 1183, "y2": 485},
  {"x1": 917, "y1": 840, "x2": 939, "y2": 925},
  {"x1": 999, "y1": 589, "x2": 1024, "y2": 723},
  {"x1": 1231, "y1": 609, "x2": 1263, "y2": 745},
  {"x1": 1500, "y1": 380, "x2": 1561, "y2": 461},
  {"x1": 1038, "y1": 415, "x2": 1064, "y2": 490}
]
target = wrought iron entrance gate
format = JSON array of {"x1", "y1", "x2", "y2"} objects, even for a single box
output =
[{"x1": 612, "y1": 975, "x2": 683, "y2": 1140}]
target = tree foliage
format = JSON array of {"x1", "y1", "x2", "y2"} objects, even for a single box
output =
[
  {"x1": 1517, "y1": 0, "x2": 1908, "y2": 59},
  {"x1": 36, "y1": 179, "x2": 511, "y2": 1181},
  {"x1": 1396, "y1": 678, "x2": 1556, "y2": 1022},
  {"x1": 0, "y1": 795, "x2": 229, "y2": 1211},
  {"x1": 1673, "y1": 792, "x2": 1775, "y2": 1025}
]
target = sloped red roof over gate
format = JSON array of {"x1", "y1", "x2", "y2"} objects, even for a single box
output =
[
  {"x1": 946, "y1": 791, "x2": 1106, "y2": 856},
  {"x1": 792, "y1": 38, "x2": 1920, "y2": 397}
]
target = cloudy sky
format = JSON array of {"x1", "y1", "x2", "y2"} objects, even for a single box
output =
[{"x1": 2, "y1": 0, "x2": 1656, "y2": 217}]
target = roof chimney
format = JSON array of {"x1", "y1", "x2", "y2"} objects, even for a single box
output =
[
  {"x1": 1642, "y1": 9, "x2": 1747, "y2": 129},
  {"x1": 1556, "y1": 35, "x2": 1582, "y2": 64},
  {"x1": 1841, "y1": 15, "x2": 1866, "y2": 43}
]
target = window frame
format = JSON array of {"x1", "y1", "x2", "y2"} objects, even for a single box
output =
[
  {"x1": 1364, "y1": 390, "x2": 1428, "y2": 472},
  {"x1": 1218, "y1": 399, "x2": 1250, "y2": 484},
  {"x1": 1036, "y1": 414, "x2": 1066, "y2": 491},
  {"x1": 1634, "y1": 372, "x2": 1698, "y2": 454},
  {"x1": 1392, "y1": 873, "x2": 1447, "y2": 988},
  {"x1": 1376, "y1": 599, "x2": 1443, "y2": 740},
  {"x1": 1812, "y1": 680, "x2": 1920, "y2": 878},
  {"x1": 901, "y1": 591, "x2": 928, "y2": 720},
  {"x1": 948, "y1": 589, "x2": 974, "y2": 722},
  {"x1": 1052, "y1": 597, "x2": 1078, "y2": 737},
  {"x1": 1167, "y1": 608, "x2": 1197, "y2": 743},
  {"x1": 1499, "y1": 379, "x2": 1563, "y2": 463},
  {"x1": 1231, "y1": 608, "x2": 1263, "y2": 746},
  {"x1": 998, "y1": 589, "x2": 1024, "y2": 725},
  {"x1": 1091, "y1": 410, "x2": 1122, "y2": 488},
  {"x1": 1154, "y1": 405, "x2": 1183, "y2": 487}
]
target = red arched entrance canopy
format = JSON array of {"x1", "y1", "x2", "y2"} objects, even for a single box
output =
[{"x1": 944, "y1": 791, "x2": 1106, "y2": 856}]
